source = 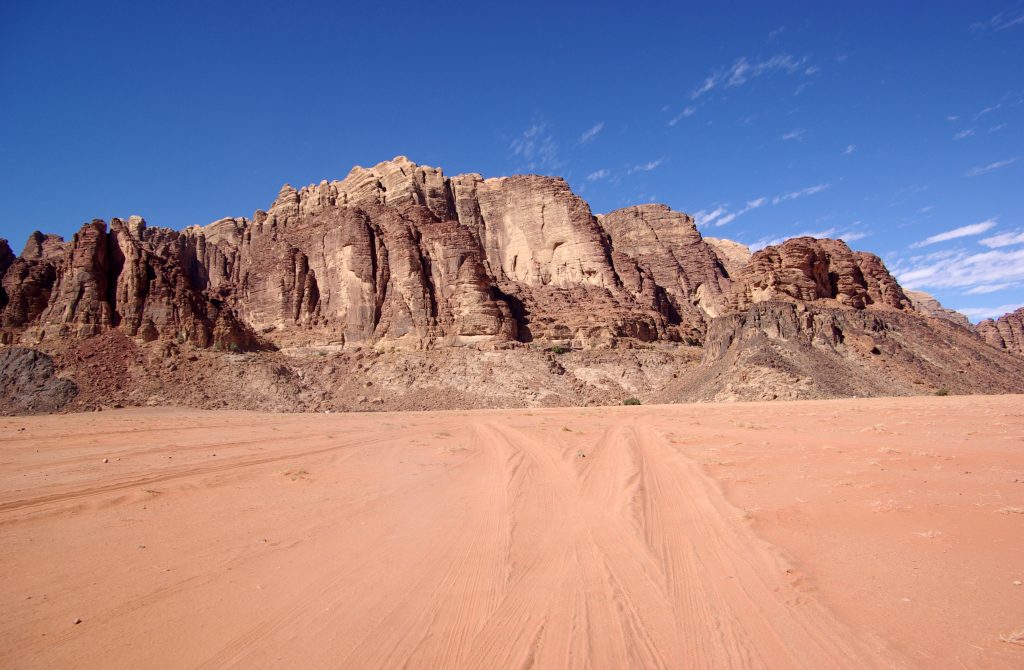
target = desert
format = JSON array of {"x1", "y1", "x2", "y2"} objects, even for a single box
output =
[
  {"x1": 2, "y1": 395, "x2": 1022, "y2": 668},
  {"x1": 5, "y1": 3, "x2": 1024, "y2": 668}
]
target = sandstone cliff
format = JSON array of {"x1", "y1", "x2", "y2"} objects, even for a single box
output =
[
  {"x1": 726, "y1": 237, "x2": 910, "y2": 312},
  {"x1": 977, "y1": 307, "x2": 1024, "y2": 357},
  {"x1": 3, "y1": 157, "x2": 1023, "y2": 414},
  {"x1": 703, "y1": 237, "x2": 751, "y2": 277},
  {"x1": 904, "y1": 290, "x2": 971, "y2": 329}
]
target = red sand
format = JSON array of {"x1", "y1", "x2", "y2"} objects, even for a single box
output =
[{"x1": 1, "y1": 395, "x2": 1022, "y2": 668}]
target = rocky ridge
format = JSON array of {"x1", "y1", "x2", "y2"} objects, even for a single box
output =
[
  {"x1": 977, "y1": 307, "x2": 1024, "y2": 357},
  {"x1": 1, "y1": 157, "x2": 1022, "y2": 413}
]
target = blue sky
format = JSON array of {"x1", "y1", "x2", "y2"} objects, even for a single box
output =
[{"x1": 1, "y1": 1, "x2": 1022, "y2": 320}]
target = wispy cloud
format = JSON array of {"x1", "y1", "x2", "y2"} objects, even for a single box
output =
[
  {"x1": 843, "y1": 144, "x2": 856, "y2": 155},
  {"x1": 953, "y1": 128, "x2": 975, "y2": 140},
  {"x1": 981, "y1": 230, "x2": 1024, "y2": 248},
  {"x1": 579, "y1": 122, "x2": 604, "y2": 144},
  {"x1": 694, "y1": 206, "x2": 729, "y2": 227},
  {"x1": 772, "y1": 183, "x2": 831, "y2": 205},
  {"x1": 965, "y1": 157, "x2": 1019, "y2": 176},
  {"x1": 586, "y1": 169, "x2": 609, "y2": 181},
  {"x1": 667, "y1": 106, "x2": 696, "y2": 126},
  {"x1": 768, "y1": 26, "x2": 786, "y2": 41},
  {"x1": 891, "y1": 247, "x2": 1024, "y2": 297},
  {"x1": 510, "y1": 123, "x2": 560, "y2": 171},
  {"x1": 971, "y1": 11, "x2": 1024, "y2": 32},
  {"x1": 781, "y1": 128, "x2": 805, "y2": 141},
  {"x1": 697, "y1": 183, "x2": 829, "y2": 230},
  {"x1": 910, "y1": 218, "x2": 997, "y2": 248},
  {"x1": 956, "y1": 303, "x2": 1024, "y2": 321},
  {"x1": 946, "y1": 115, "x2": 960, "y2": 122},
  {"x1": 975, "y1": 103, "x2": 1002, "y2": 119},
  {"x1": 711, "y1": 198, "x2": 768, "y2": 227},
  {"x1": 691, "y1": 54, "x2": 810, "y2": 99},
  {"x1": 627, "y1": 159, "x2": 664, "y2": 174},
  {"x1": 749, "y1": 227, "x2": 869, "y2": 251},
  {"x1": 965, "y1": 283, "x2": 1019, "y2": 295}
]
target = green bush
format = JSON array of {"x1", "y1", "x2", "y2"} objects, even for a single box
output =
[
  {"x1": 623, "y1": 397, "x2": 641, "y2": 406},
  {"x1": 551, "y1": 345, "x2": 566, "y2": 355}
]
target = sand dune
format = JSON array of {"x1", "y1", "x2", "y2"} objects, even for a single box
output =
[{"x1": 2, "y1": 396, "x2": 1022, "y2": 668}]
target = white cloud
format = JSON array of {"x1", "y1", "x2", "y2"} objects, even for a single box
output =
[
  {"x1": 749, "y1": 227, "x2": 868, "y2": 251},
  {"x1": 892, "y1": 247, "x2": 1024, "y2": 295},
  {"x1": 980, "y1": 230, "x2": 1024, "y2": 248},
  {"x1": 694, "y1": 206, "x2": 728, "y2": 227},
  {"x1": 990, "y1": 123, "x2": 1007, "y2": 132},
  {"x1": 965, "y1": 157, "x2": 1019, "y2": 177},
  {"x1": 946, "y1": 115, "x2": 960, "y2": 122},
  {"x1": 511, "y1": 123, "x2": 560, "y2": 170},
  {"x1": 772, "y1": 183, "x2": 831, "y2": 205},
  {"x1": 698, "y1": 184, "x2": 831, "y2": 233},
  {"x1": 971, "y1": 12, "x2": 1024, "y2": 32},
  {"x1": 965, "y1": 283, "x2": 1019, "y2": 295},
  {"x1": 956, "y1": 303, "x2": 1024, "y2": 321},
  {"x1": 975, "y1": 103, "x2": 1002, "y2": 119},
  {"x1": 691, "y1": 54, "x2": 810, "y2": 99},
  {"x1": 953, "y1": 128, "x2": 975, "y2": 140},
  {"x1": 781, "y1": 128, "x2": 805, "y2": 141},
  {"x1": 586, "y1": 169, "x2": 609, "y2": 182},
  {"x1": 843, "y1": 144, "x2": 856, "y2": 155},
  {"x1": 768, "y1": 26, "x2": 786, "y2": 41},
  {"x1": 579, "y1": 122, "x2": 604, "y2": 144},
  {"x1": 804, "y1": 65, "x2": 821, "y2": 75},
  {"x1": 627, "y1": 159, "x2": 664, "y2": 174},
  {"x1": 667, "y1": 107, "x2": 696, "y2": 126},
  {"x1": 910, "y1": 219, "x2": 997, "y2": 248}
]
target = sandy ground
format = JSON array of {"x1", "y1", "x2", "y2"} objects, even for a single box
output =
[{"x1": 1, "y1": 396, "x2": 1022, "y2": 669}]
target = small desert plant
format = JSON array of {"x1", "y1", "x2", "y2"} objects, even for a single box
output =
[
  {"x1": 934, "y1": 389, "x2": 950, "y2": 396},
  {"x1": 623, "y1": 397, "x2": 641, "y2": 406},
  {"x1": 550, "y1": 345, "x2": 566, "y2": 355}
]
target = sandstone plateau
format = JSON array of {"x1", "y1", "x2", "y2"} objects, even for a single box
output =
[{"x1": 2, "y1": 157, "x2": 1023, "y2": 413}]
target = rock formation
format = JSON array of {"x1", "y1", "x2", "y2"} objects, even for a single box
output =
[
  {"x1": 3, "y1": 157, "x2": 1024, "y2": 414},
  {"x1": 977, "y1": 307, "x2": 1024, "y2": 357},
  {"x1": 726, "y1": 237, "x2": 910, "y2": 312},
  {"x1": 0, "y1": 347, "x2": 77, "y2": 413},
  {"x1": 703, "y1": 237, "x2": 751, "y2": 277},
  {"x1": 904, "y1": 290, "x2": 971, "y2": 329}
]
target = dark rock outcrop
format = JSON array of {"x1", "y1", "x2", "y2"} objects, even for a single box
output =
[{"x1": 0, "y1": 347, "x2": 78, "y2": 414}]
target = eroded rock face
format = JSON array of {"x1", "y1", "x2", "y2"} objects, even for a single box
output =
[
  {"x1": 703, "y1": 237, "x2": 751, "y2": 277},
  {"x1": 905, "y1": 290, "x2": 971, "y2": 329},
  {"x1": 1, "y1": 219, "x2": 259, "y2": 350},
  {"x1": 599, "y1": 205, "x2": 731, "y2": 339},
  {"x1": 0, "y1": 233, "x2": 64, "y2": 339},
  {"x1": 0, "y1": 240, "x2": 14, "y2": 279},
  {"x1": 153, "y1": 158, "x2": 702, "y2": 348},
  {"x1": 977, "y1": 307, "x2": 1024, "y2": 356},
  {"x1": 727, "y1": 237, "x2": 909, "y2": 312},
  {"x1": 4, "y1": 157, "x2": 1024, "y2": 410}
]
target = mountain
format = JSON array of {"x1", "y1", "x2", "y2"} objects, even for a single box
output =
[{"x1": 2, "y1": 157, "x2": 1022, "y2": 414}]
